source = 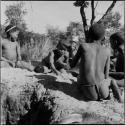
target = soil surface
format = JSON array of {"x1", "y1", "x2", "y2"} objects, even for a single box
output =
[{"x1": 1, "y1": 67, "x2": 124, "y2": 124}]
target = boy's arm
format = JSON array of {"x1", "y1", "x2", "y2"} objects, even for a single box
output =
[
  {"x1": 1, "y1": 41, "x2": 14, "y2": 66},
  {"x1": 70, "y1": 45, "x2": 82, "y2": 68},
  {"x1": 56, "y1": 56, "x2": 70, "y2": 70},
  {"x1": 16, "y1": 42, "x2": 22, "y2": 61},
  {"x1": 56, "y1": 56, "x2": 66, "y2": 66},
  {"x1": 1, "y1": 56, "x2": 12, "y2": 64},
  {"x1": 105, "y1": 51, "x2": 111, "y2": 79},
  {"x1": 1, "y1": 40, "x2": 9, "y2": 62},
  {"x1": 49, "y1": 51, "x2": 60, "y2": 75},
  {"x1": 109, "y1": 72, "x2": 124, "y2": 79}
]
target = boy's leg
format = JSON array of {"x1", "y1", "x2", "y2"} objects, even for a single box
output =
[
  {"x1": 99, "y1": 78, "x2": 123, "y2": 103},
  {"x1": 0, "y1": 61, "x2": 11, "y2": 68},
  {"x1": 60, "y1": 68, "x2": 76, "y2": 80},
  {"x1": 99, "y1": 79, "x2": 111, "y2": 100},
  {"x1": 110, "y1": 79, "x2": 123, "y2": 103},
  {"x1": 16, "y1": 61, "x2": 34, "y2": 71},
  {"x1": 116, "y1": 79, "x2": 124, "y2": 87},
  {"x1": 60, "y1": 68, "x2": 66, "y2": 74},
  {"x1": 109, "y1": 72, "x2": 124, "y2": 80}
]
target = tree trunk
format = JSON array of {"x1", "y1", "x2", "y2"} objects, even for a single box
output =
[
  {"x1": 80, "y1": 6, "x2": 89, "y2": 42},
  {"x1": 97, "y1": 1, "x2": 117, "y2": 24},
  {"x1": 79, "y1": 1, "x2": 117, "y2": 43}
]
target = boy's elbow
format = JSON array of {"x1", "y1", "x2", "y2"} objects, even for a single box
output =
[
  {"x1": 18, "y1": 56, "x2": 22, "y2": 61},
  {"x1": 70, "y1": 62, "x2": 75, "y2": 68},
  {"x1": 105, "y1": 72, "x2": 109, "y2": 79}
]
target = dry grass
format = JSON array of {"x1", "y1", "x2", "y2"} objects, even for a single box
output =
[{"x1": 20, "y1": 37, "x2": 57, "y2": 62}]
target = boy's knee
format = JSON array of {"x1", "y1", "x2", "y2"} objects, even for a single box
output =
[
  {"x1": 110, "y1": 79, "x2": 117, "y2": 86},
  {"x1": 1, "y1": 61, "x2": 11, "y2": 68},
  {"x1": 34, "y1": 64, "x2": 44, "y2": 73}
]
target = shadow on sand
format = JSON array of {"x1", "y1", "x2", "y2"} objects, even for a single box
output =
[
  {"x1": 34, "y1": 74, "x2": 84, "y2": 100},
  {"x1": 18, "y1": 73, "x2": 84, "y2": 125}
]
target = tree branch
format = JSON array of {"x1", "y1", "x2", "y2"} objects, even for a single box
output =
[
  {"x1": 80, "y1": 6, "x2": 88, "y2": 39},
  {"x1": 94, "y1": 1, "x2": 98, "y2": 10},
  {"x1": 90, "y1": 1, "x2": 95, "y2": 25},
  {"x1": 97, "y1": 0, "x2": 117, "y2": 23}
]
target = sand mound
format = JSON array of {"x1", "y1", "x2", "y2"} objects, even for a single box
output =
[{"x1": 1, "y1": 68, "x2": 124, "y2": 124}]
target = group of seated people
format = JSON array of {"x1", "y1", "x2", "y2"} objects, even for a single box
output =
[{"x1": 1, "y1": 23, "x2": 124, "y2": 103}]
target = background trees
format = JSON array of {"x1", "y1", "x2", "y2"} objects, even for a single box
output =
[
  {"x1": 73, "y1": 1, "x2": 118, "y2": 42},
  {"x1": 5, "y1": 2, "x2": 27, "y2": 31},
  {"x1": 1, "y1": 1, "x2": 123, "y2": 61}
]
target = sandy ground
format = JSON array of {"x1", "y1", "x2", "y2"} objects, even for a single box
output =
[{"x1": 1, "y1": 67, "x2": 124, "y2": 124}]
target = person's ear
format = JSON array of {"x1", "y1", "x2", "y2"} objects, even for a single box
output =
[{"x1": 114, "y1": 40, "x2": 118, "y2": 49}]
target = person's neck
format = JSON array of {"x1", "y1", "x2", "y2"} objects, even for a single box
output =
[
  {"x1": 8, "y1": 37, "x2": 16, "y2": 42},
  {"x1": 118, "y1": 45, "x2": 124, "y2": 54},
  {"x1": 91, "y1": 40, "x2": 101, "y2": 45}
]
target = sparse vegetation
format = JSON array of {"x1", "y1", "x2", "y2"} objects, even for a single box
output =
[{"x1": 1, "y1": 1, "x2": 123, "y2": 62}]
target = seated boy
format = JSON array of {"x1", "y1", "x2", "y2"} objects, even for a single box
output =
[
  {"x1": 70, "y1": 23, "x2": 123, "y2": 102},
  {"x1": 1, "y1": 24, "x2": 35, "y2": 71},
  {"x1": 34, "y1": 41, "x2": 70, "y2": 76},
  {"x1": 109, "y1": 32, "x2": 124, "y2": 87}
]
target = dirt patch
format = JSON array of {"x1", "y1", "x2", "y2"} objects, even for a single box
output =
[{"x1": 1, "y1": 68, "x2": 124, "y2": 124}]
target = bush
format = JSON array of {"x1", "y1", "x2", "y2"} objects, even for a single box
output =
[{"x1": 19, "y1": 32, "x2": 55, "y2": 61}]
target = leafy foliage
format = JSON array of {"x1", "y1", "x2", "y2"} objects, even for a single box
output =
[
  {"x1": 67, "y1": 22, "x2": 83, "y2": 36},
  {"x1": 73, "y1": 1, "x2": 89, "y2": 8},
  {"x1": 1, "y1": 1, "x2": 123, "y2": 61},
  {"x1": 73, "y1": 1, "x2": 118, "y2": 41},
  {"x1": 102, "y1": 11, "x2": 121, "y2": 29},
  {"x1": 18, "y1": 30, "x2": 47, "y2": 61},
  {"x1": 5, "y1": 2, "x2": 27, "y2": 30}
]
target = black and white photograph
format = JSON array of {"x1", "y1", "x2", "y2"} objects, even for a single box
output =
[{"x1": 1, "y1": 1, "x2": 124, "y2": 124}]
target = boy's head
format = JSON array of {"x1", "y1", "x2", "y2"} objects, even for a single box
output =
[
  {"x1": 110, "y1": 32, "x2": 124, "y2": 50},
  {"x1": 56, "y1": 42, "x2": 68, "y2": 55},
  {"x1": 71, "y1": 36, "x2": 78, "y2": 50},
  {"x1": 5, "y1": 24, "x2": 20, "y2": 40},
  {"x1": 57, "y1": 42, "x2": 67, "y2": 50},
  {"x1": 88, "y1": 23, "x2": 105, "y2": 41}
]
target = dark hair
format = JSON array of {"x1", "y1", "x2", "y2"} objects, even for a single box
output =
[
  {"x1": 5, "y1": 24, "x2": 20, "y2": 39},
  {"x1": 88, "y1": 23, "x2": 105, "y2": 41},
  {"x1": 110, "y1": 32, "x2": 124, "y2": 48},
  {"x1": 6, "y1": 31, "x2": 11, "y2": 39},
  {"x1": 57, "y1": 42, "x2": 67, "y2": 51}
]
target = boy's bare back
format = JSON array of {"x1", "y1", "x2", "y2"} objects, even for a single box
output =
[
  {"x1": 74, "y1": 42, "x2": 110, "y2": 87},
  {"x1": 70, "y1": 23, "x2": 123, "y2": 102}
]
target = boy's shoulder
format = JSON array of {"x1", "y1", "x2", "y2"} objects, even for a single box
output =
[
  {"x1": 79, "y1": 42, "x2": 89, "y2": 49},
  {"x1": 81, "y1": 42, "x2": 111, "y2": 55},
  {"x1": 80, "y1": 42, "x2": 98, "y2": 51},
  {"x1": 1, "y1": 38, "x2": 18, "y2": 45},
  {"x1": 103, "y1": 46, "x2": 111, "y2": 55},
  {"x1": 1, "y1": 38, "x2": 10, "y2": 45},
  {"x1": 1, "y1": 37, "x2": 8, "y2": 42},
  {"x1": 97, "y1": 45, "x2": 111, "y2": 58}
]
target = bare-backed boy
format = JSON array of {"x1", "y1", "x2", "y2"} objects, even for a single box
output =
[{"x1": 70, "y1": 23, "x2": 123, "y2": 102}]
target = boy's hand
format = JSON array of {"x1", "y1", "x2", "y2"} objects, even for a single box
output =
[
  {"x1": 9, "y1": 61, "x2": 16, "y2": 67},
  {"x1": 15, "y1": 61, "x2": 22, "y2": 68},
  {"x1": 55, "y1": 70, "x2": 61, "y2": 76},
  {"x1": 64, "y1": 63, "x2": 70, "y2": 70},
  {"x1": 64, "y1": 51, "x2": 69, "y2": 57},
  {"x1": 15, "y1": 61, "x2": 19, "y2": 67}
]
